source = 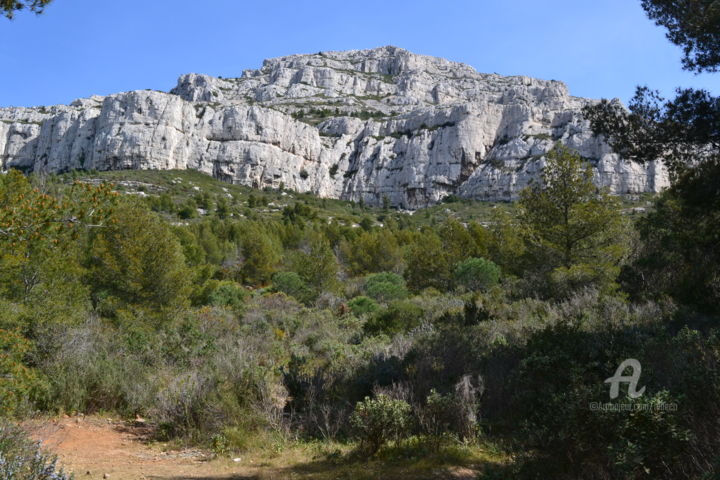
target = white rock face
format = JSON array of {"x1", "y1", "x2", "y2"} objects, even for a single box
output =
[{"x1": 0, "y1": 46, "x2": 668, "y2": 207}]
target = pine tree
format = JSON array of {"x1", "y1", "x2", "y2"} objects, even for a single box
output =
[
  {"x1": 86, "y1": 202, "x2": 190, "y2": 308},
  {"x1": 518, "y1": 144, "x2": 628, "y2": 296},
  {"x1": 240, "y1": 223, "x2": 280, "y2": 285}
]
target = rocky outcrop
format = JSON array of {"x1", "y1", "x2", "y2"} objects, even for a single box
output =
[{"x1": 0, "y1": 46, "x2": 668, "y2": 207}]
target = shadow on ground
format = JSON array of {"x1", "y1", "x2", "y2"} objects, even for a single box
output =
[{"x1": 148, "y1": 476, "x2": 259, "y2": 480}]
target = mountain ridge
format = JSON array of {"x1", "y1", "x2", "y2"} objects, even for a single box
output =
[{"x1": 0, "y1": 46, "x2": 668, "y2": 207}]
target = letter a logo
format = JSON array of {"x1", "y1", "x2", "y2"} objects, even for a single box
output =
[{"x1": 604, "y1": 358, "x2": 645, "y2": 399}]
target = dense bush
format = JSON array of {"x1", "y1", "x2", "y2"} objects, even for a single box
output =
[
  {"x1": 364, "y1": 300, "x2": 423, "y2": 336},
  {"x1": 0, "y1": 330, "x2": 45, "y2": 417},
  {"x1": 271, "y1": 271, "x2": 316, "y2": 304},
  {"x1": 288, "y1": 230, "x2": 338, "y2": 291},
  {"x1": 363, "y1": 272, "x2": 408, "y2": 302},
  {"x1": 624, "y1": 161, "x2": 720, "y2": 314},
  {"x1": 339, "y1": 229, "x2": 403, "y2": 275},
  {"x1": 86, "y1": 203, "x2": 190, "y2": 309},
  {"x1": 504, "y1": 321, "x2": 690, "y2": 479},
  {"x1": 417, "y1": 380, "x2": 482, "y2": 450},
  {"x1": 240, "y1": 224, "x2": 281, "y2": 285},
  {"x1": 452, "y1": 257, "x2": 501, "y2": 291},
  {"x1": 207, "y1": 281, "x2": 248, "y2": 310},
  {"x1": 348, "y1": 295, "x2": 379, "y2": 316},
  {"x1": 350, "y1": 394, "x2": 412, "y2": 455}
]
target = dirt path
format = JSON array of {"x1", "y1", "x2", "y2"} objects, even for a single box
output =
[
  {"x1": 24, "y1": 416, "x2": 487, "y2": 480},
  {"x1": 25, "y1": 416, "x2": 259, "y2": 480}
]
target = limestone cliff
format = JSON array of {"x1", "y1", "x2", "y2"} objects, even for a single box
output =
[{"x1": 0, "y1": 46, "x2": 668, "y2": 207}]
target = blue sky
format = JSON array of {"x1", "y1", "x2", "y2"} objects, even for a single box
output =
[{"x1": 1, "y1": 0, "x2": 717, "y2": 107}]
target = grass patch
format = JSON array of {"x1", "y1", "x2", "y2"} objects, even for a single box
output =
[{"x1": 208, "y1": 435, "x2": 510, "y2": 480}]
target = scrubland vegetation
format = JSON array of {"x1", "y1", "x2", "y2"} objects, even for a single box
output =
[
  {"x1": 1, "y1": 142, "x2": 718, "y2": 479},
  {"x1": 2, "y1": 2, "x2": 719, "y2": 476}
]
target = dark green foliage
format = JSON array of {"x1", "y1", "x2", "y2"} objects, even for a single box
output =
[
  {"x1": 149, "y1": 193, "x2": 176, "y2": 213},
  {"x1": 364, "y1": 300, "x2": 423, "y2": 336},
  {"x1": 247, "y1": 193, "x2": 257, "y2": 208},
  {"x1": 453, "y1": 257, "x2": 501, "y2": 291},
  {"x1": 350, "y1": 110, "x2": 385, "y2": 120},
  {"x1": 282, "y1": 202, "x2": 317, "y2": 223},
  {"x1": 207, "y1": 281, "x2": 248, "y2": 310},
  {"x1": 418, "y1": 379, "x2": 480, "y2": 449},
  {"x1": 194, "y1": 191, "x2": 213, "y2": 210},
  {"x1": 641, "y1": 0, "x2": 720, "y2": 72},
  {"x1": 340, "y1": 229, "x2": 403, "y2": 275},
  {"x1": 240, "y1": 223, "x2": 280, "y2": 285},
  {"x1": 1, "y1": 0, "x2": 51, "y2": 19},
  {"x1": 359, "y1": 215, "x2": 372, "y2": 230},
  {"x1": 623, "y1": 160, "x2": 720, "y2": 313},
  {"x1": 177, "y1": 197, "x2": 198, "y2": 219},
  {"x1": 418, "y1": 389, "x2": 456, "y2": 450},
  {"x1": 0, "y1": 329, "x2": 45, "y2": 417},
  {"x1": 350, "y1": 394, "x2": 412, "y2": 456},
  {"x1": 405, "y1": 230, "x2": 447, "y2": 291},
  {"x1": 505, "y1": 321, "x2": 692, "y2": 479},
  {"x1": 348, "y1": 295, "x2": 380, "y2": 316},
  {"x1": 363, "y1": 272, "x2": 408, "y2": 302},
  {"x1": 0, "y1": 170, "x2": 117, "y2": 324},
  {"x1": 288, "y1": 230, "x2": 338, "y2": 291},
  {"x1": 215, "y1": 195, "x2": 230, "y2": 219},
  {"x1": 517, "y1": 144, "x2": 628, "y2": 297},
  {"x1": 403, "y1": 291, "x2": 720, "y2": 479},
  {"x1": 583, "y1": 0, "x2": 719, "y2": 314},
  {"x1": 583, "y1": 86, "x2": 719, "y2": 173},
  {"x1": 405, "y1": 218, "x2": 487, "y2": 291},
  {"x1": 439, "y1": 218, "x2": 479, "y2": 268},
  {"x1": 87, "y1": 203, "x2": 191, "y2": 309},
  {"x1": 271, "y1": 271, "x2": 315, "y2": 304}
]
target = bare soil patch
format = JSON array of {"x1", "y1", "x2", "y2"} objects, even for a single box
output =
[{"x1": 25, "y1": 416, "x2": 256, "y2": 480}]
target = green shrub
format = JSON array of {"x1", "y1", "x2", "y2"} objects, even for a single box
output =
[
  {"x1": 507, "y1": 321, "x2": 692, "y2": 479},
  {"x1": 350, "y1": 394, "x2": 412, "y2": 456},
  {"x1": 240, "y1": 224, "x2": 281, "y2": 285},
  {"x1": 39, "y1": 321, "x2": 150, "y2": 415},
  {"x1": 348, "y1": 296, "x2": 380, "y2": 317},
  {"x1": 208, "y1": 281, "x2": 248, "y2": 310},
  {"x1": 364, "y1": 300, "x2": 423, "y2": 336},
  {"x1": 0, "y1": 330, "x2": 45, "y2": 417},
  {"x1": 419, "y1": 389, "x2": 455, "y2": 450},
  {"x1": 177, "y1": 198, "x2": 198, "y2": 219},
  {"x1": 339, "y1": 230, "x2": 403, "y2": 275},
  {"x1": 453, "y1": 257, "x2": 501, "y2": 291},
  {"x1": 87, "y1": 204, "x2": 191, "y2": 308},
  {"x1": 517, "y1": 144, "x2": 628, "y2": 298},
  {"x1": 288, "y1": 231, "x2": 338, "y2": 291},
  {"x1": 364, "y1": 272, "x2": 408, "y2": 302},
  {"x1": 417, "y1": 376, "x2": 480, "y2": 449},
  {"x1": 271, "y1": 271, "x2": 316, "y2": 304}
]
